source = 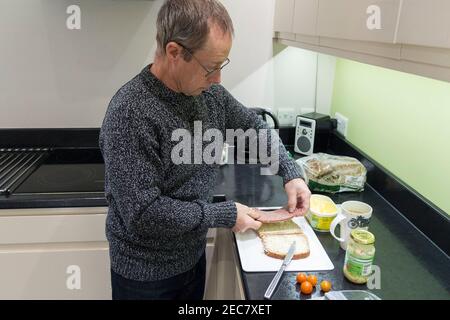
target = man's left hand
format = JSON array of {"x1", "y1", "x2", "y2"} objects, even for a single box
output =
[{"x1": 284, "y1": 178, "x2": 311, "y2": 216}]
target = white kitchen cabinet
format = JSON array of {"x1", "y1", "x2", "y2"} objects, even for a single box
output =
[
  {"x1": 317, "y1": 0, "x2": 401, "y2": 44},
  {"x1": 0, "y1": 207, "x2": 110, "y2": 299},
  {"x1": 400, "y1": 45, "x2": 450, "y2": 70},
  {"x1": 399, "y1": 57, "x2": 450, "y2": 83},
  {"x1": 273, "y1": 0, "x2": 450, "y2": 83},
  {"x1": 293, "y1": 0, "x2": 319, "y2": 36},
  {"x1": 273, "y1": 0, "x2": 296, "y2": 34},
  {"x1": 0, "y1": 207, "x2": 219, "y2": 300},
  {"x1": 397, "y1": 0, "x2": 450, "y2": 49},
  {"x1": 0, "y1": 243, "x2": 111, "y2": 300},
  {"x1": 319, "y1": 36, "x2": 401, "y2": 60}
]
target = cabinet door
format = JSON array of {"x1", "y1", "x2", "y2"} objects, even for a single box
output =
[
  {"x1": 0, "y1": 243, "x2": 111, "y2": 299},
  {"x1": 317, "y1": 0, "x2": 401, "y2": 43},
  {"x1": 293, "y1": 0, "x2": 319, "y2": 36},
  {"x1": 273, "y1": 0, "x2": 296, "y2": 33},
  {"x1": 397, "y1": 0, "x2": 450, "y2": 49},
  {"x1": 0, "y1": 208, "x2": 110, "y2": 299}
]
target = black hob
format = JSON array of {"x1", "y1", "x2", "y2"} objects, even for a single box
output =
[{"x1": 13, "y1": 149, "x2": 105, "y2": 194}]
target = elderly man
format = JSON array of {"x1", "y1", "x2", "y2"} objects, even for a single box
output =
[{"x1": 99, "y1": 0, "x2": 310, "y2": 300}]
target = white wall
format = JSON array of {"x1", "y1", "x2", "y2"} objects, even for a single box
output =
[
  {"x1": 316, "y1": 53, "x2": 336, "y2": 116},
  {"x1": 0, "y1": 0, "x2": 334, "y2": 128}
]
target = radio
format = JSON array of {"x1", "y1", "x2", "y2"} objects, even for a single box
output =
[{"x1": 294, "y1": 112, "x2": 336, "y2": 155}]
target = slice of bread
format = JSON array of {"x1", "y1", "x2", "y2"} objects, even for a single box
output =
[
  {"x1": 261, "y1": 233, "x2": 310, "y2": 260},
  {"x1": 257, "y1": 220, "x2": 310, "y2": 260},
  {"x1": 257, "y1": 220, "x2": 303, "y2": 237}
]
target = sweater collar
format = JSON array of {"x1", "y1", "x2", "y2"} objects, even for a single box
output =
[{"x1": 140, "y1": 64, "x2": 195, "y2": 106}]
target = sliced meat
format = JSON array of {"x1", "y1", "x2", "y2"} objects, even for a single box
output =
[{"x1": 251, "y1": 208, "x2": 297, "y2": 223}]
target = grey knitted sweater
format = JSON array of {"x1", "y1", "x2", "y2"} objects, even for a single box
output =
[{"x1": 99, "y1": 65, "x2": 302, "y2": 281}]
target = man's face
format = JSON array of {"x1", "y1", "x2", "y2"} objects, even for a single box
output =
[{"x1": 175, "y1": 24, "x2": 232, "y2": 96}]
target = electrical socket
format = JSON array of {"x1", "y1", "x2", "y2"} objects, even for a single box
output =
[
  {"x1": 277, "y1": 108, "x2": 297, "y2": 126},
  {"x1": 335, "y1": 112, "x2": 349, "y2": 138}
]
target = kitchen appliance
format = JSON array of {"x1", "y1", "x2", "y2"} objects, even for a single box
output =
[
  {"x1": 0, "y1": 148, "x2": 49, "y2": 195},
  {"x1": 10, "y1": 149, "x2": 105, "y2": 195},
  {"x1": 234, "y1": 207, "x2": 334, "y2": 272},
  {"x1": 264, "y1": 241, "x2": 296, "y2": 300},
  {"x1": 294, "y1": 112, "x2": 336, "y2": 156}
]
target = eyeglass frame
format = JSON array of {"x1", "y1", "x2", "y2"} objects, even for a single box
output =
[{"x1": 172, "y1": 41, "x2": 230, "y2": 78}]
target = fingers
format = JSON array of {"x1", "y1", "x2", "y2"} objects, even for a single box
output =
[
  {"x1": 240, "y1": 219, "x2": 262, "y2": 233},
  {"x1": 285, "y1": 179, "x2": 312, "y2": 216},
  {"x1": 252, "y1": 220, "x2": 262, "y2": 230},
  {"x1": 295, "y1": 190, "x2": 311, "y2": 216},
  {"x1": 247, "y1": 208, "x2": 262, "y2": 220},
  {"x1": 233, "y1": 209, "x2": 263, "y2": 233},
  {"x1": 286, "y1": 188, "x2": 298, "y2": 213}
]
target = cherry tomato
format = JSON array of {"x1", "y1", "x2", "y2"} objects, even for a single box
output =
[
  {"x1": 300, "y1": 281, "x2": 313, "y2": 295},
  {"x1": 307, "y1": 275, "x2": 318, "y2": 286},
  {"x1": 296, "y1": 273, "x2": 307, "y2": 284},
  {"x1": 320, "y1": 280, "x2": 332, "y2": 292}
]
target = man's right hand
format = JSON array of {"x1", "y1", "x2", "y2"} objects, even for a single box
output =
[{"x1": 232, "y1": 203, "x2": 262, "y2": 233}]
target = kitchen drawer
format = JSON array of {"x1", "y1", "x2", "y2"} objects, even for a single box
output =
[
  {"x1": 317, "y1": 0, "x2": 401, "y2": 44},
  {"x1": 0, "y1": 207, "x2": 217, "y2": 245},
  {"x1": 0, "y1": 208, "x2": 107, "y2": 244}
]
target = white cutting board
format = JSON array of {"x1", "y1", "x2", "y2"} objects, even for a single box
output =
[{"x1": 235, "y1": 215, "x2": 334, "y2": 272}]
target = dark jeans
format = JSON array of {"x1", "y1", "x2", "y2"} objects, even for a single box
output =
[{"x1": 111, "y1": 252, "x2": 206, "y2": 300}]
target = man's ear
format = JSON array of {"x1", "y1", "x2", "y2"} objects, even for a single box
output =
[{"x1": 165, "y1": 42, "x2": 182, "y2": 62}]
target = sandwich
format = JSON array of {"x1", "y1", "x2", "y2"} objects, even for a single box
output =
[{"x1": 257, "y1": 220, "x2": 310, "y2": 260}]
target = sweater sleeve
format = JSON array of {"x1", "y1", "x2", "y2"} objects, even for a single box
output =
[
  {"x1": 211, "y1": 85, "x2": 304, "y2": 185},
  {"x1": 99, "y1": 103, "x2": 237, "y2": 238}
]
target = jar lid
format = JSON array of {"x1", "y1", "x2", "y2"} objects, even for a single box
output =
[{"x1": 350, "y1": 229, "x2": 375, "y2": 245}]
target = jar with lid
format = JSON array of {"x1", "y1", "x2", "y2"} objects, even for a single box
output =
[
  {"x1": 306, "y1": 194, "x2": 338, "y2": 232},
  {"x1": 343, "y1": 229, "x2": 376, "y2": 284}
]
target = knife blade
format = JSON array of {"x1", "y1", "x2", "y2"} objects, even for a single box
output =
[{"x1": 264, "y1": 240, "x2": 296, "y2": 299}]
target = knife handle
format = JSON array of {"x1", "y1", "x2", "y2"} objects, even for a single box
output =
[{"x1": 264, "y1": 264, "x2": 286, "y2": 300}]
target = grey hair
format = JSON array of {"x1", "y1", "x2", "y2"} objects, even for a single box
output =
[{"x1": 156, "y1": 0, "x2": 234, "y2": 60}]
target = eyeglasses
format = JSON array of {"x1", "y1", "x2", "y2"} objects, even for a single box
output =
[{"x1": 175, "y1": 42, "x2": 230, "y2": 78}]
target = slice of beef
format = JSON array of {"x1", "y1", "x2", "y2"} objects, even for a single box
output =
[{"x1": 251, "y1": 208, "x2": 298, "y2": 223}]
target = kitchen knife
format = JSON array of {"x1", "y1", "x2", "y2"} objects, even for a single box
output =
[{"x1": 263, "y1": 240, "x2": 296, "y2": 300}]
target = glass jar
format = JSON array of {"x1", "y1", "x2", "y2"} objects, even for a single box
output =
[{"x1": 343, "y1": 229, "x2": 376, "y2": 284}]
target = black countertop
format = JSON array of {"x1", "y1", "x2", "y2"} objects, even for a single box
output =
[
  {"x1": 0, "y1": 151, "x2": 449, "y2": 300},
  {"x1": 214, "y1": 164, "x2": 450, "y2": 300}
]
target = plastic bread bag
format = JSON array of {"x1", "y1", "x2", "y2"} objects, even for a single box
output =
[{"x1": 295, "y1": 153, "x2": 367, "y2": 193}]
